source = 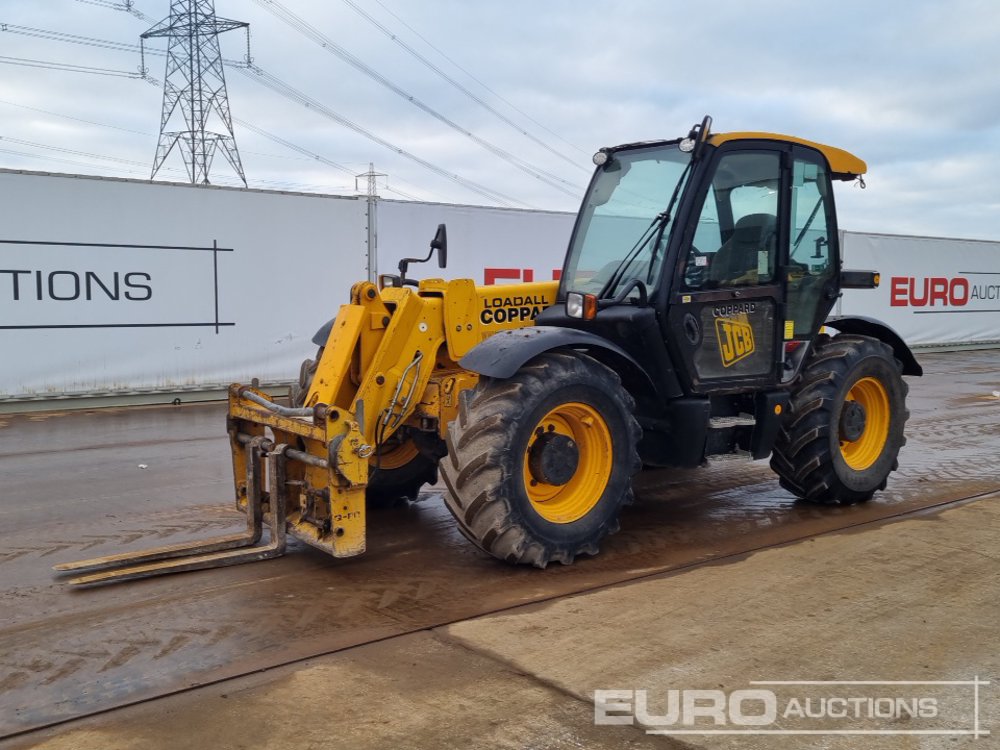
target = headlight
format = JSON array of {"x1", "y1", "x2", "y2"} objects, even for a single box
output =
[{"x1": 566, "y1": 292, "x2": 598, "y2": 320}]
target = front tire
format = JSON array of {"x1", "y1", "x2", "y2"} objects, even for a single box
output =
[
  {"x1": 440, "y1": 351, "x2": 641, "y2": 567},
  {"x1": 771, "y1": 335, "x2": 909, "y2": 505}
]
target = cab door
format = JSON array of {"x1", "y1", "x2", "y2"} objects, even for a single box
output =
[{"x1": 666, "y1": 147, "x2": 786, "y2": 393}]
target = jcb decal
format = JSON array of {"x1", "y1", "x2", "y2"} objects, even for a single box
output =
[{"x1": 715, "y1": 314, "x2": 755, "y2": 367}]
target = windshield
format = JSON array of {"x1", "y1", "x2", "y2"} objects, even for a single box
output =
[{"x1": 562, "y1": 144, "x2": 691, "y2": 299}]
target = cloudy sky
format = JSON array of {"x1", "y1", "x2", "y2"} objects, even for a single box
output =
[{"x1": 1, "y1": 0, "x2": 998, "y2": 240}]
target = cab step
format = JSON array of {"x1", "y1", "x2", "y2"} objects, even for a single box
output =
[{"x1": 709, "y1": 414, "x2": 756, "y2": 429}]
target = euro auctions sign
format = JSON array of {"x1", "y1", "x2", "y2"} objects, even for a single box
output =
[
  {"x1": 594, "y1": 679, "x2": 991, "y2": 738},
  {"x1": 839, "y1": 232, "x2": 1000, "y2": 346},
  {"x1": 889, "y1": 275, "x2": 1000, "y2": 308}
]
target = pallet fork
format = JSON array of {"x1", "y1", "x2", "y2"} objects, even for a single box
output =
[
  {"x1": 55, "y1": 380, "x2": 373, "y2": 586},
  {"x1": 54, "y1": 436, "x2": 292, "y2": 586}
]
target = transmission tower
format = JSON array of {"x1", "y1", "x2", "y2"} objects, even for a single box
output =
[
  {"x1": 355, "y1": 162, "x2": 388, "y2": 198},
  {"x1": 355, "y1": 163, "x2": 387, "y2": 283},
  {"x1": 141, "y1": 1, "x2": 250, "y2": 186}
]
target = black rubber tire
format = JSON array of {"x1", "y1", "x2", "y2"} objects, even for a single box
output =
[
  {"x1": 367, "y1": 435, "x2": 439, "y2": 504},
  {"x1": 770, "y1": 334, "x2": 909, "y2": 505},
  {"x1": 292, "y1": 346, "x2": 438, "y2": 503},
  {"x1": 439, "y1": 350, "x2": 641, "y2": 568}
]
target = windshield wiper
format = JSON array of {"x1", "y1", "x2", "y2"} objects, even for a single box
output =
[
  {"x1": 599, "y1": 159, "x2": 693, "y2": 300},
  {"x1": 597, "y1": 215, "x2": 662, "y2": 299}
]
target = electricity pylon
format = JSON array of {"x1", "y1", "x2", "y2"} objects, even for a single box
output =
[{"x1": 141, "y1": 0, "x2": 249, "y2": 186}]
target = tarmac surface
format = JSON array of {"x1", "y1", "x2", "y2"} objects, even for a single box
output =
[{"x1": 1, "y1": 349, "x2": 998, "y2": 745}]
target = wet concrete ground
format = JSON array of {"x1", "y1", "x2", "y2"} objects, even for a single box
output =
[{"x1": 0, "y1": 349, "x2": 998, "y2": 739}]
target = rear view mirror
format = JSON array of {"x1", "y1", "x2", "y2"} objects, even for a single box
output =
[{"x1": 431, "y1": 223, "x2": 447, "y2": 268}]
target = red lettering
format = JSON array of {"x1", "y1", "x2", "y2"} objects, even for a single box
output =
[
  {"x1": 950, "y1": 277, "x2": 969, "y2": 306},
  {"x1": 552, "y1": 269, "x2": 562, "y2": 281},
  {"x1": 484, "y1": 268, "x2": 521, "y2": 285},
  {"x1": 929, "y1": 277, "x2": 949, "y2": 306},
  {"x1": 889, "y1": 276, "x2": 970, "y2": 307},
  {"x1": 910, "y1": 277, "x2": 929, "y2": 306},
  {"x1": 890, "y1": 277, "x2": 908, "y2": 306}
]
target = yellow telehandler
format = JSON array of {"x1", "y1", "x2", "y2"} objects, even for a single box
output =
[{"x1": 57, "y1": 117, "x2": 921, "y2": 585}]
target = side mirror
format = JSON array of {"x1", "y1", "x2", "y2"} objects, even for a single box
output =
[
  {"x1": 430, "y1": 223, "x2": 447, "y2": 268},
  {"x1": 397, "y1": 223, "x2": 449, "y2": 284}
]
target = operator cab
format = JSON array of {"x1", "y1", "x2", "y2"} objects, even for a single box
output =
[{"x1": 540, "y1": 117, "x2": 867, "y2": 397}]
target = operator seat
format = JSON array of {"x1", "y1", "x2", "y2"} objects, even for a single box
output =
[{"x1": 708, "y1": 213, "x2": 777, "y2": 285}]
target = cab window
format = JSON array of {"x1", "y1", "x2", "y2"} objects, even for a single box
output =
[
  {"x1": 785, "y1": 157, "x2": 835, "y2": 337},
  {"x1": 682, "y1": 152, "x2": 781, "y2": 290}
]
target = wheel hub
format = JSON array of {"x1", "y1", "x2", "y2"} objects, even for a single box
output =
[
  {"x1": 840, "y1": 400, "x2": 867, "y2": 442},
  {"x1": 528, "y1": 432, "x2": 579, "y2": 486}
]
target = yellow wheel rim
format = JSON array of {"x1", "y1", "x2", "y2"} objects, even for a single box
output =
[
  {"x1": 374, "y1": 439, "x2": 420, "y2": 470},
  {"x1": 522, "y1": 402, "x2": 613, "y2": 524},
  {"x1": 839, "y1": 376, "x2": 890, "y2": 471}
]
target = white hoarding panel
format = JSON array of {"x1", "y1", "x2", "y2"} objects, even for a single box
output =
[
  {"x1": 4, "y1": 169, "x2": 995, "y2": 402},
  {"x1": 0, "y1": 170, "x2": 369, "y2": 399},
  {"x1": 841, "y1": 232, "x2": 1000, "y2": 346},
  {"x1": 378, "y1": 200, "x2": 573, "y2": 287}
]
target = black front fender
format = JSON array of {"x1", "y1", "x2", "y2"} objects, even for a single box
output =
[
  {"x1": 825, "y1": 316, "x2": 923, "y2": 376},
  {"x1": 459, "y1": 326, "x2": 652, "y2": 385}
]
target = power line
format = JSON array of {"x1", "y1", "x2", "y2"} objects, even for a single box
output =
[
  {"x1": 340, "y1": 0, "x2": 588, "y2": 173},
  {"x1": 0, "y1": 146, "x2": 160, "y2": 177},
  {"x1": 0, "y1": 134, "x2": 167, "y2": 168},
  {"x1": 22, "y1": 9, "x2": 528, "y2": 208},
  {"x1": 0, "y1": 97, "x2": 335, "y2": 166},
  {"x1": 0, "y1": 54, "x2": 143, "y2": 78},
  {"x1": 234, "y1": 119, "x2": 423, "y2": 201},
  {"x1": 370, "y1": 0, "x2": 588, "y2": 158},
  {"x1": 0, "y1": 22, "x2": 143, "y2": 53},
  {"x1": 0, "y1": 24, "x2": 164, "y2": 84},
  {"x1": 75, "y1": 0, "x2": 154, "y2": 23},
  {"x1": 0, "y1": 138, "x2": 339, "y2": 192},
  {"x1": 250, "y1": 0, "x2": 581, "y2": 199},
  {"x1": 0, "y1": 98, "x2": 150, "y2": 135},
  {"x1": 238, "y1": 64, "x2": 525, "y2": 208}
]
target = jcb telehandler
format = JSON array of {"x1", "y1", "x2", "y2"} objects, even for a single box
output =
[{"x1": 57, "y1": 117, "x2": 921, "y2": 585}]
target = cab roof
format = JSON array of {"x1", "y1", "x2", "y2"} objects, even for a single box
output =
[{"x1": 709, "y1": 131, "x2": 867, "y2": 180}]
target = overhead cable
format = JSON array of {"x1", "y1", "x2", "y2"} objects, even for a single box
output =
[
  {"x1": 0, "y1": 54, "x2": 143, "y2": 78},
  {"x1": 238, "y1": 65, "x2": 526, "y2": 208},
  {"x1": 65, "y1": 5, "x2": 527, "y2": 207},
  {"x1": 371, "y1": 0, "x2": 588, "y2": 158},
  {"x1": 250, "y1": 0, "x2": 581, "y2": 199},
  {"x1": 341, "y1": 0, "x2": 588, "y2": 172},
  {"x1": 234, "y1": 118, "x2": 424, "y2": 201}
]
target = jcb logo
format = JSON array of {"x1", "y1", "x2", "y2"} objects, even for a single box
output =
[{"x1": 716, "y1": 314, "x2": 755, "y2": 367}]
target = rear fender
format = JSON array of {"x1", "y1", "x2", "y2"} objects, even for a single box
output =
[{"x1": 824, "y1": 316, "x2": 922, "y2": 376}]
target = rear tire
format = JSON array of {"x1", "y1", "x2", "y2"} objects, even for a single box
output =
[
  {"x1": 771, "y1": 335, "x2": 908, "y2": 505},
  {"x1": 439, "y1": 351, "x2": 641, "y2": 567},
  {"x1": 292, "y1": 346, "x2": 438, "y2": 503}
]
